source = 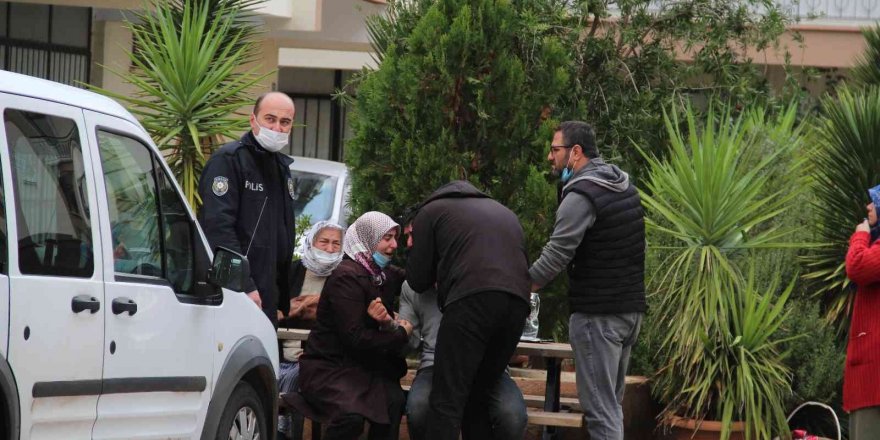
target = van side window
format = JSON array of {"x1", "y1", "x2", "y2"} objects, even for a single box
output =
[
  {"x1": 97, "y1": 130, "x2": 195, "y2": 294},
  {"x1": 98, "y1": 131, "x2": 162, "y2": 278},
  {"x1": 155, "y1": 159, "x2": 194, "y2": 294},
  {"x1": 5, "y1": 109, "x2": 93, "y2": 277}
]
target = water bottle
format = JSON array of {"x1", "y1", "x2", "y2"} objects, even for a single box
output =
[{"x1": 522, "y1": 292, "x2": 540, "y2": 341}]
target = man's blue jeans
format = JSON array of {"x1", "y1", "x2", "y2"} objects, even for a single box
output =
[{"x1": 407, "y1": 366, "x2": 527, "y2": 440}]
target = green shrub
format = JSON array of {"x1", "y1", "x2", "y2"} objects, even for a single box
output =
[
  {"x1": 642, "y1": 103, "x2": 806, "y2": 439},
  {"x1": 346, "y1": 0, "x2": 801, "y2": 341}
]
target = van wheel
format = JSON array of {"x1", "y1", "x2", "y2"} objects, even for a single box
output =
[{"x1": 217, "y1": 381, "x2": 266, "y2": 440}]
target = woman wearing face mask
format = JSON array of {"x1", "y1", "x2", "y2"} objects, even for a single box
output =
[
  {"x1": 843, "y1": 184, "x2": 880, "y2": 440},
  {"x1": 280, "y1": 221, "x2": 346, "y2": 324},
  {"x1": 293, "y1": 212, "x2": 413, "y2": 440},
  {"x1": 276, "y1": 221, "x2": 344, "y2": 440}
]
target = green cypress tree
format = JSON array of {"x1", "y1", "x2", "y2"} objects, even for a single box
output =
[
  {"x1": 349, "y1": 0, "x2": 569, "y2": 210},
  {"x1": 347, "y1": 0, "x2": 571, "y2": 338},
  {"x1": 345, "y1": 0, "x2": 797, "y2": 340}
]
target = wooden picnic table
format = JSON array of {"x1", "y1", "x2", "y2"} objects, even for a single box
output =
[
  {"x1": 278, "y1": 328, "x2": 576, "y2": 440},
  {"x1": 514, "y1": 341, "x2": 575, "y2": 440}
]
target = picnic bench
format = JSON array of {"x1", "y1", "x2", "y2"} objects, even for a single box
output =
[
  {"x1": 514, "y1": 341, "x2": 582, "y2": 439},
  {"x1": 277, "y1": 328, "x2": 581, "y2": 440}
]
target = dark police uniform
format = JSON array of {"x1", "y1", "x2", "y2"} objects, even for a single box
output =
[{"x1": 198, "y1": 131, "x2": 296, "y2": 326}]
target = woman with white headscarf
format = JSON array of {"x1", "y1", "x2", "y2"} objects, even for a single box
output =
[
  {"x1": 294, "y1": 212, "x2": 413, "y2": 440},
  {"x1": 279, "y1": 220, "x2": 346, "y2": 324},
  {"x1": 277, "y1": 220, "x2": 345, "y2": 439}
]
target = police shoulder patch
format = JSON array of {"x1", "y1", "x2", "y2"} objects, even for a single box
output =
[
  {"x1": 212, "y1": 176, "x2": 230, "y2": 197},
  {"x1": 287, "y1": 177, "x2": 296, "y2": 200}
]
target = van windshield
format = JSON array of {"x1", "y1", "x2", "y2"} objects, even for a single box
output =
[{"x1": 291, "y1": 170, "x2": 338, "y2": 224}]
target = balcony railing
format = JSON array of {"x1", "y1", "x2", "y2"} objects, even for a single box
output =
[
  {"x1": 611, "y1": 0, "x2": 880, "y2": 23},
  {"x1": 779, "y1": 0, "x2": 880, "y2": 22}
]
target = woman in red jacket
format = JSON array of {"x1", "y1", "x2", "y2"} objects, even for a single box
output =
[{"x1": 844, "y1": 184, "x2": 880, "y2": 439}]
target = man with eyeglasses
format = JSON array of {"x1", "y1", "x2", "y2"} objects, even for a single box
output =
[{"x1": 529, "y1": 121, "x2": 646, "y2": 440}]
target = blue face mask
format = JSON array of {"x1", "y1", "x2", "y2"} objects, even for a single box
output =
[
  {"x1": 561, "y1": 167, "x2": 573, "y2": 183},
  {"x1": 560, "y1": 151, "x2": 575, "y2": 183},
  {"x1": 372, "y1": 251, "x2": 390, "y2": 269}
]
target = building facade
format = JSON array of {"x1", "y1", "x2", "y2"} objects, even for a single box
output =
[
  {"x1": 0, "y1": 0, "x2": 874, "y2": 162},
  {"x1": 1, "y1": 0, "x2": 384, "y2": 162}
]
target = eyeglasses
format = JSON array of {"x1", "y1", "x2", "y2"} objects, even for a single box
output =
[{"x1": 549, "y1": 144, "x2": 575, "y2": 153}]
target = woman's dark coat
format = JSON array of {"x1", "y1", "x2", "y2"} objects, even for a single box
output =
[{"x1": 296, "y1": 258, "x2": 408, "y2": 424}]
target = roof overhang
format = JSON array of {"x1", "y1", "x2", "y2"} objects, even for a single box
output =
[{"x1": 278, "y1": 47, "x2": 376, "y2": 70}]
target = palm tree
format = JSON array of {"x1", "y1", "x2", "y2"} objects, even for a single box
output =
[
  {"x1": 850, "y1": 24, "x2": 880, "y2": 88},
  {"x1": 93, "y1": 0, "x2": 269, "y2": 208},
  {"x1": 803, "y1": 86, "x2": 880, "y2": 326}
]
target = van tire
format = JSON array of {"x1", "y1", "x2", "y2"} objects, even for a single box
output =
[{"x1": 216, "y1": 381, "x2": 266, "y2": 440}]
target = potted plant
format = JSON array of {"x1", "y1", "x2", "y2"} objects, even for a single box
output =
[{"x1": 640, "y1": 103, "x2": 806, "y2": 440}]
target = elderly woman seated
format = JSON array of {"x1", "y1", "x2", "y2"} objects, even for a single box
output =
[
  {"x1": 276, "y1": 220, "x2": 345, "y2": 439},
  {"x1": 293, "y1": 211, "x2": 413, "y2": 440}
]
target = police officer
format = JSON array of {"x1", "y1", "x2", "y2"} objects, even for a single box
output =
[{"x1": 198, "y1": 92, "x2": 297, "y2": 326}]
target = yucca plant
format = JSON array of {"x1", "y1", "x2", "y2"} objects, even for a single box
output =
[
  {"x1": 668, "y1": 272, "x2": 797, "y2": 440},
  {"x1": 92, "y1": 0, "x2": 268, "y2": 208},
  {"x1": 802, "y1": 86, "x2": 880, "y2": 326},
  {"x1": 641, "y1": 103, "x2": 805, "y2": 439}
]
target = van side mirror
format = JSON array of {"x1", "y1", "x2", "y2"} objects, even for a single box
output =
[{"x1": 207, "y1": 247, "x2": 251, "y2": 292}]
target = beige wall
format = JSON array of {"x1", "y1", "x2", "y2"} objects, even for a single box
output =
[
  {"x1": 593, "y1": 17, "x2": 869, "y2": 70},
  {"x1": 748, "y1": 24, "x2": 867, "y2": 69},
  {"x1": 91, "y1": 20, "x2": 136, "y2": 97},
  {"x1": 255, "y1": 38, "x2": 281, "y2": 93},
  {"x1": 269, "y1": 0, "x2": 384, "y2": 52}
]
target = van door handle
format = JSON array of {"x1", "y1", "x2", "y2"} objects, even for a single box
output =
[
  {"x1": 71, "y1": 295, "x2": 100, "y2": 314},
  {"x1": 112, "y1": 297, "x2": 138, "y2": 316}
]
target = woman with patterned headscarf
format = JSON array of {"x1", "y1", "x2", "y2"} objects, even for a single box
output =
[
  {"x1": 276, "y1": 220, "x2": 344, "y2": 440},
  {"x1": 294, "y1": 212, "x2": 413, "y2": 440}
]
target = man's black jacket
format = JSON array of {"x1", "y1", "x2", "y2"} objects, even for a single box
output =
[
  {"x1": 406, "y1": 180, "x2": 530, "y2": 309},
  {"x1": 198, "y1": 132, "x2": 296, "y2": 324}
]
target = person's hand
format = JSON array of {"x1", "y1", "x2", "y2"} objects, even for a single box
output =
[
  {"x1": 289, "y1": 295, "x2": 320, "y2": 321},
  {"x1": 277, "y1": 310, "x2": 284, "y2": 322},
  {"x1": 289, "y1": 296, "x2": 306, "y2": 317},
  {"x1": 398, "y1": 319, "x2": 413, "y2": 336},
  {"x1": 113, "y1": 242, "x2": 129, "y2": 260},
  {"x1": 247, "y1": 290, "x2": 262, "y2": 309},
  {"x1": 857, "y1": 219, "x2": 871, "y2": 234},
  {"x1": 531, "y1": 283, "x2": 541, "y2": 292},
  {"x1": 367, "y1": 297, "x2": 393, "y2": 325}
]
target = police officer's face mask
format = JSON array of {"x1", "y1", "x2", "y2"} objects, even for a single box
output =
[{"x1": 253, "y1": 117, "x2": 289, "y2": 152}]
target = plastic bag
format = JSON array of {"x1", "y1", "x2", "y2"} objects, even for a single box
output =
[{"x1": 521, "y1": 292, "x2": 541, "y2": 341}]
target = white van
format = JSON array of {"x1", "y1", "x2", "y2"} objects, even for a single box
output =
[{"x1": 0, "y1": 71, "x2": 279, "y2": 439}]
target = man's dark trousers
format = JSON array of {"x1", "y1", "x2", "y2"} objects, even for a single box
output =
[{"x1": 425, "y1": 291, "x2": 529, "y2": 440}]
